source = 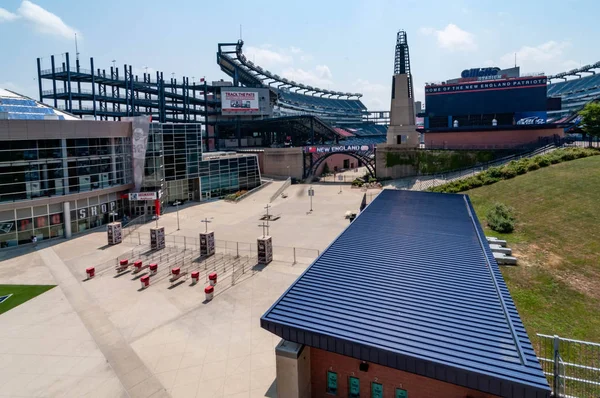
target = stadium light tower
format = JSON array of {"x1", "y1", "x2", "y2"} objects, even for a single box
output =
[{"x1": 386, "y1": 30, "x2": 418, "y2": 147}]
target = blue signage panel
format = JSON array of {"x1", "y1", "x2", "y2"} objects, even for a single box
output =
[
  {"x1": 461, "y1": 67, "x2": 500, "y2": 78},
  {"x1": 515, "y1": 111, "x2": 547, "y2": 125},
  {"x1": 426, "y1": 77, "x2": 547, "y2": 95},
  {"x1": 425, "y1": 78, "x2": 548, "y2": 116}
]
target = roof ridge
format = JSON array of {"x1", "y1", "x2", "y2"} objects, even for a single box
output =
[{"x1": 462, "y1": 194, "x2": 528, "y2": 366}]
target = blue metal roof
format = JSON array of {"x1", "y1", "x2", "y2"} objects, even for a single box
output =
[{"x1": 261, "y1": 190, "x2": 550, "y2": 398}]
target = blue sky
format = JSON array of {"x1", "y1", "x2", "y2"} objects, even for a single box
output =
[{"x1": 0, "y1": 0, "x2": 597, "y2": 110}]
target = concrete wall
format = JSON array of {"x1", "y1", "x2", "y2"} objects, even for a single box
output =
[
  {"x1": 424, "y1": 127, "x2": 563, "y2": 149},
  {"x1": 262, "y1": 148, "x2": 304, "y2": 179},
  {"x1": 315, "y1": 154, "x2": 361, "y2": 175},
  {"x1": 375, "y1": 145, "x2": 418, "y2": 179},
  {"x1": 310, "y1": 348, "x2": 499, "y2": 398}
]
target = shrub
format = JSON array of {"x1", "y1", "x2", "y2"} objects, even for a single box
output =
[
  {"x1": 487, "y1": 167, "x2": 503, "y2": 179},
  {"x1": 486, "y1": 202, "x2": 516, "y2": 233},
  {"x1": 500, "y1": 165, "x2": 518, "y2": 179},
  {"x1": 351, "y1": 178, "x2": 364, "y2": 187},
  {"x1": 527, "y1": 161, "x2": 540, "y2": 171},
  {"x1": 538, "y1": 156, "x2": 551, "y2": 167}
]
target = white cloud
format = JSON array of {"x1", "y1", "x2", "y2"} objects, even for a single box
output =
[
  {"x1": 0, "y1": 7, "x2": 19, "y2": 22},
  {"x1": 17, "y1": 1, "x2": 80, "y2": 40},
  {"x1": 282, "y1": 65, "x2": 334, "y2": 88},
  {"x1": 499, "y1": 41, "x2": 577, "y2": 74},
  {"x1": 421, "y1": 24, "x2": 476, "y2": 52},
  {"x1": 434, "y1": 24, "x2": 477, "y2": 52},
  {"x1": 352, "y1": 79, "x2": 389, "y2": 110},
  {"x1": 244, "y1": 46, "x2": 293, "y2": 68}
]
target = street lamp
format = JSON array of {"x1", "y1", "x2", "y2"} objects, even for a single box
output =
[
  {"x1": 173, "y1": 200, "x2": 182, "y2": 230},
  {"x1": 109, "y1": 211, "x2": 118, "y2": 223}
]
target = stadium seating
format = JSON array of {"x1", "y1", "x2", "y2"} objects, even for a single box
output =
[
  {"x1": 340, "y1": 136, "x2": 386, "y2": 145},
  {"x1": 276, "y1": 89, "x2": 366, "y2": 116},
  {"x1": 547, "y1": 73, "x2": 600, "y2": 122},
  {"x1": 547, "y1": 74, "x2": 600, "y2": 97}
]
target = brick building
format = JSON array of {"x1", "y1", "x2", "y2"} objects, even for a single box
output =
[{"x1": 261, "y1": 190, "x2": 551, "y2": 398}]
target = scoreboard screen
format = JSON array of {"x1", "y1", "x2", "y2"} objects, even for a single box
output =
[{"x1": 425, "y1": 77, "x2": 547, "y2": 116}]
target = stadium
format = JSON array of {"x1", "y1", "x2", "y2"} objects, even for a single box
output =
[
  {"x1": 2, "y1": 15, "x2": 600, "y2": 398},
  {"x1": 420, "y1": 62, "x2": 600, "y2": 149}
]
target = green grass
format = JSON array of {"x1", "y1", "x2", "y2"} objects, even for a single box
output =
[
  {"x1": 467, "y1": 155, "x2": 600, "y2": 342},
  {"x1": 0, "y1": 285, "x2": 55, "y2": 315}
]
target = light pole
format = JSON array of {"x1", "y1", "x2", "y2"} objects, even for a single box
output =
[
  {"x1": 109, "y1": 211, "x2": 117, "y2": 223},
  {"x1": 173, "y1": 200, "x2": 182, "y2": 230}
]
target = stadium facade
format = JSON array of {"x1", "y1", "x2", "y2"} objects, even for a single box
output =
[
  {"x1": 0, "y1": 89, "x2": 260, "y2": 248},
  {"x1": 421, "y1": 66, "x2": 566, "y2": 148}
]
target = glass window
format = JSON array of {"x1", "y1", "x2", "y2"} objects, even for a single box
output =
[
  {"x1": 395, "y1": 388, "x2": 407, "y2": 398},
  {"x1": 326, "y1": 371, "x2": 337, "y2": 395},
  {"x1": 349, "y1": 376, "x2": 360, "y2": 398},
  {"x1": 371, "y1": 382, "x2": 383, "y2": 398}
]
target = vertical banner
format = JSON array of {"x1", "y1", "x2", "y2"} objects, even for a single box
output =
[
  {"x1": 125, "y1": 116, "x2": 151, "y2": 192},
  {"x1": 154, "y1": 199, "x2": 160, "y2": 217}
]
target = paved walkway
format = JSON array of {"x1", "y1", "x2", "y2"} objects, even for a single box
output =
[{"x1": 39, "y1": 247, "x2": 169, "y2": 398}]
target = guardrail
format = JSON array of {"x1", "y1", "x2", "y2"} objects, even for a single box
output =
[
  {"x1": 270, "y1": 177, "x2": 292, "y2": 202},
  {"x1": 124, "y1": 232, "x2": 320, "y2": 265}
]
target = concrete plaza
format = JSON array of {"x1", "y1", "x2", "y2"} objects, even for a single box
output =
[{"x1": 0, "y1": 182, "x2": 380, "y2": 397}]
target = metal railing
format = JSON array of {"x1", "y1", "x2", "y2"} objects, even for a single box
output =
[
  {"x1": 124, "y1": 231, "x2": 320, "y2": 265},
  {"x1": 536, "y1": 334, "x2": 600, "y2": 397},
  {"x1": 270, "y1": 177, "x2": 291, "y2": 202}
]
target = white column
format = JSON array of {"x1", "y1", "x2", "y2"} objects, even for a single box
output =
[
  {"x1": 275, "y1": 340, "x2": 311, "y2": 398},
  {"x1": 61, "y1": 139, "x2": 70, "y2": 194},
  {"x1": 63, "y1": 201, "x2": 71, "y2": 238}
]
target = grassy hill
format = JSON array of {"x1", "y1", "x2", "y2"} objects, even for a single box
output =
[{"x1": 467, "y1": 155, "x2": 600, "y2": 342}]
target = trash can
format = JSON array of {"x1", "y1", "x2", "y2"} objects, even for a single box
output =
[
  {"x1": 209, "y1": 272, "x2": 217, "y2": 286},
  {"x1": 119, "y1": 259, "x2": 129, "y2": 266},
  {"x1": 204, "y1": 285, "x2": 214, "y2": 301},
  {"x1": 140, "y1": 275, "x2": 150, "y2": 289},
  {"x1": 191, "y1": 271, "x2": 200, "y2": 284},
  {"x1": 134, "y1": 260, "x2": 143, "y2": 270},
  {"x1": 86, "y1": 267, "x2": 95, "y2": 279},
  {"x1": 149, "y1": 263, "x2": 158, "y2": 276},
  {"x1": 171, "y1": 267, "x2": 180, "y2": 276}
]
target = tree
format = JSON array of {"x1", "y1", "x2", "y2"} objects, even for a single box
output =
[{"x1": 578, "y1": 101, "x2": 600, "y2": 146}]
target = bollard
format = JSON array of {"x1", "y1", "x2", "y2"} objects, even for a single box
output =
[
  {"x1": 209, "y1": 272, "x2": 217, "y2": 286},
  {"x1": 119, "y1": 259, "x2": 129, "y2": 266},
  {"x1": 293, "y1": 247, "x2": 296, "y2": 265},
  {"x1": 86, "y1": 267, "x2": 95, "y2": 279},
  {"x1": 140, "y1": 275, "x2": 150, "y2": 289},
  {"x1": 134, "y1": 260, "x2": 142, "y2": 270},
  {"x1": 149, "y1": 263, "x2": 158, "y2": 276},
  {"x1": 204, "y1": 285, "x2": 214, "y2": 301},
  {"x1": 191, "y1": 271, "x2": 200, "y2": 285},
  {"x1": 171, "y1": 267, "x2": 180, "y2": 276}
]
